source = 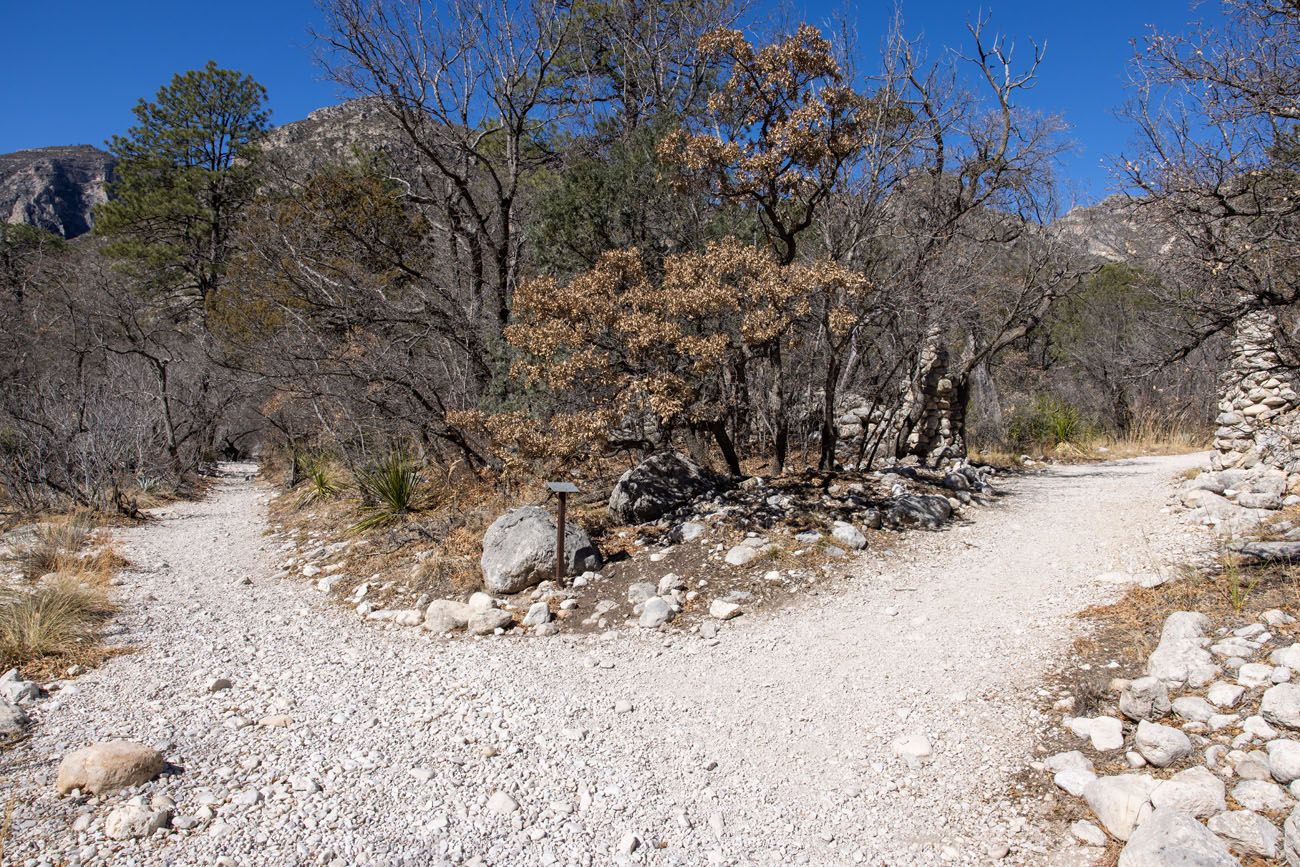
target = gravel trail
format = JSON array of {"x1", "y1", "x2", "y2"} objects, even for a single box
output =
[{"x1": 4, "y1": 453, "x2": 1211, "y2": 866}]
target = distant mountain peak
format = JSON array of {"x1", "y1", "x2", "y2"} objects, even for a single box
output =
[{"x1": 0, "y1": 145, "x2": 115, "y2": 238}]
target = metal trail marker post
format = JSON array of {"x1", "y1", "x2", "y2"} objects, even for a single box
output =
[{"x1": 546, "y1": 481, "x2": 580, "y2": 582}]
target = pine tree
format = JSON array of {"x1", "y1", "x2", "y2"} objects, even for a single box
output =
[{"x1": 95, "y1": 60, "x2": 269, "y2": 310}]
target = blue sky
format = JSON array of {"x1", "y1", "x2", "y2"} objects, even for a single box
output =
[{"x1": 3, "y1": 0, "x2": 1218, "y2": 204}]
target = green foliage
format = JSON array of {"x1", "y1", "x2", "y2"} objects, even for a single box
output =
[
  {"x1": 295, "y1": 453, "x2": 340, "y2": 509},
  {"x1": 351, "y1": 453, "x2": 423, "y2": 532},
  {"x1": 1007, "y1": 396, "x2": 1095, "y2": 450},
  {"x1": 530, "y1": 119, "x2": 738, "y2": 275},
  {"x1": 94, "y1": 60, "x2": 270, "y2": 306}
]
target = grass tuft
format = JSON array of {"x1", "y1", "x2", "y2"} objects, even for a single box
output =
[
  {"x1": 5, "y1": 515, "x2": 95, "y2": 581},
  {"x1": 0, "y1": 576, "x2": 114, "y2": 673}
]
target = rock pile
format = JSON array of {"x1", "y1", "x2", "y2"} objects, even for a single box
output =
[
  {"x1": 1046, "y1": 607, "x2": 1300, "y2": 862},
  {"x1": 1181, "y1": 308, "x2": 1300, "y2": 535}
]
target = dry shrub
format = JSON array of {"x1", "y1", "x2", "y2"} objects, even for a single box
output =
[
  {"x1": 5, "y1": 514, "x2": 95, "y2": 580},
  {"x1": 0, "y1": 576, "x2": 115, "y2": 673}
]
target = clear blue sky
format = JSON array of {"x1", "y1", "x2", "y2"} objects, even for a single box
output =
[{"x1": 2, "y1": 0, "x2": 1218, "y2": 204}]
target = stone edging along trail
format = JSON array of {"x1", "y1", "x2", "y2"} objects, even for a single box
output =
[{"x1": 2, "y1": 453, "x2": 1209, "y2": 866}]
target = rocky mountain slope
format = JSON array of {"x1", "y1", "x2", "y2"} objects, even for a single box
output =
[
  {"x1": 0, "y1": 145, "x2": 115, "y2": 238},
  {"x1": 1, "y1": 100, "x2": 405, "y2": 240}
]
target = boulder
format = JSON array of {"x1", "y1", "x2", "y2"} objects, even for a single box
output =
[
  {"x1": 1117, "y1": 807, "x2": 1238, "y2": 867},
  {"x1": 608, "y1": 452, "x2": 728, "y2": 524},
  {"x1": 424, "y1": 600, "x2": 472, "y2": 634},
  {"x1": 1083, "y1": 774, "x2": 1159, "y2": 841},
  {"x1": 1135, "y1": 720, "x2": 1193, "y2": 768},
  {"x1": 1149, "y1": 767, "x2": 1226, "y2": 818},
  {"x1": 1147, "y1": 612, "x2": 1218, "y2": 687},
  {"x1": 0, "y1": 699, "x2": 29, "y2": 737},
  {"x1": 480, "y1": 506, "x2": 600, "y2": 595},
  {"x1": 1208, "y1": 810, "x2": 1280, "y2": 859},
  {"x1": 882, "y1": 495, "x2": 952, "y2": 529},
  {"x1": 56, "y1": 741, "x2": 165, "y2": 795},
  {"x1": 1264, "y1": 684, "x2": 1300, "y2": 731},
  {"x1": 1121, "y1": 677, "x2": 1172, "y2": 721}
]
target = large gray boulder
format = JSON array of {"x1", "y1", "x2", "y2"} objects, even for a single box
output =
[
  {"x1": 608, "y1": 452, "x2": 728, "y2": 524},
  {"x1": 1118, "y1": 807, "x2": 1238, "y2": 867},
  {"x1": 480, "y1": 506, "x2": 600, "y2": 595},
  {"x1": 882, "y1": 495, "x2": 952, "y2": 529}
]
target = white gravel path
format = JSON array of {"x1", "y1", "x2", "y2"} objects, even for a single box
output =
[{"x1": 3, "y1": 453, "x2": 1211, "y2": 866}]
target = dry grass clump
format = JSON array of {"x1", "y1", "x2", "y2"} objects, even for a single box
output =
[
  {"x1": 6, "y1": 515, "x2": 94, "y2": 580},
  {"x1": 0, "y1": 576, "x2": 115, "y2": 675}
]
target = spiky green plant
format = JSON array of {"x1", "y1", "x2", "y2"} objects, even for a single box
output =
[
  {"x1": 296, "y1": 454, "x2": 340, "y2": 508},
  {"x1": 351, "y1": 453, "x2": 423, "y2": 532}
]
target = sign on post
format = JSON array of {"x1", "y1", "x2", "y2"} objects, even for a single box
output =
[{"x1": 546, "y1": 482, "x2": 580, "y2": 582}]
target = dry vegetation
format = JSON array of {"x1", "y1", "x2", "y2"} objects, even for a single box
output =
[{"x1": 0, "y1": 513, "x2": 129, "y2": 680}]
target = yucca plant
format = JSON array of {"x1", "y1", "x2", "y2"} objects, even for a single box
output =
[
  {"x1": 296, "y1": 453, "x2": 341, "y2": 508},
  {"x1": 351, "y1": 452, "x2": 423, "y2": 532}
]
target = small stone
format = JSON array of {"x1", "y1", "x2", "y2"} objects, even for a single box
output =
[
  {"x1": 487, "y1": 791, "x2": 519, "y2": 815},
  {"x1": 1234, "y1": 778, "x2": 1293, "y2": 811},
  {"x1": 1207, "y1": 681, "x2": 1246, "y2": 709},
  {"x1": 522, "y1": 601, "x2": 551, "y2": 628},
  {"x1": 1070, "y1": 820, "x2": 1107, "y2": 847},
  {"x1": 1270, "y1": 739, "x2": 1300, "y2": 783},
  {"x1": 206, "y1": 677, "x2": 232, "y2": 693},
  {"x1": 1090, "y1": 716, "x2": 1125, "y2": 752},
  {"x1": 709, "y1": 599, "x2": 742, "y2": 621},
  {"x1": 1263, "y1": 684, "x2": 1300, "y2": 730},
  {"x1": 891, "y1": 733, "x2": 932, "y2": 767}
]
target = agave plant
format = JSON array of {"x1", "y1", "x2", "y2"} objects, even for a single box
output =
[{"x1": 351, "y1": 453, "x2": 423, "y2": 532}]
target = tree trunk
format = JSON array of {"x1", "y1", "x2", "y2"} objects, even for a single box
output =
[
  {"x1": 709, "y1": 419, "x2": 742, "y2": 477},
  {"x1": 767, "y1": 341, "x2": 788, "y2": 475},
  {"x1": 818, "y1": 348, "x2": 843, "y2": 471}
]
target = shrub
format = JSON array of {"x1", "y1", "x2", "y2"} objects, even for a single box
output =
[
  {"x1": 0, "y1": 576, "x2": 113, "y2": 671},
  {"x1": 1007, "y1": 396, "x2": 1094, "y2": 450},
  {"x1": 352, "y1": 453, "x2": 423, "y2": 532}
]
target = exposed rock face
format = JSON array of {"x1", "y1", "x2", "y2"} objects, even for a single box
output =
[
  {"x1": 0, "y1": 145, "x2": 115, "y2": 238},
  {"x1": 258, "y1": 98, "x2": 411, "y2": 181}
]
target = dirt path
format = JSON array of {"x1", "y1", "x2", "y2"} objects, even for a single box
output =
[{"x1": 4, "y1": 453, "x2": 1211, "y2": 866}]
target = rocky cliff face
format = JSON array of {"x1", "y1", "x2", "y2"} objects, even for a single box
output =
[{"x1": 0, "y1": 145, "x2": 115, "y2": 238}]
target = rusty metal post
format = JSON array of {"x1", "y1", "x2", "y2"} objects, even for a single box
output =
[{"x1": 555, "y1": 490, "x2": 567, "y2": 582}]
